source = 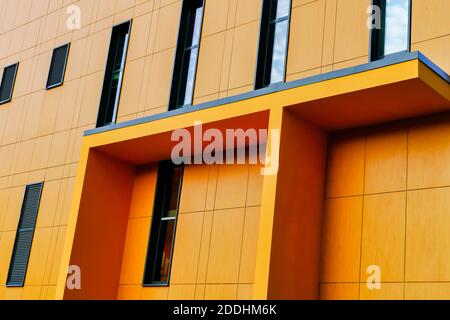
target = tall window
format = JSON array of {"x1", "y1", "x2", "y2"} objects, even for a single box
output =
[
  {"x1": 370, "y1": 0, "x2": 411, "y2": 61},
  {"x1": 7, "y1": 183, "x2": 43, "y2": 287},
  {"x1": 143, "y1": 161, "x2": 184, "y2": 285},
  {"x1": 46, "y1": 43, "x2": 70, "y2": 89},
  {"x1": 0, "y1": 63, "x2": 19, "y2": 104},
  {"x1": 97, "y1": 21, "x2": 131, "y2": 128},
  {"x1": 256, "y1": 0, "x2": 291, "y2": 89},
  {"x1": 169, "y1": 0, "x2": 204, "y2": 110}
]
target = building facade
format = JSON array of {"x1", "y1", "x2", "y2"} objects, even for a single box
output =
[{"x1": 0, "y1": 0, "x2": 448, "y2": 300}]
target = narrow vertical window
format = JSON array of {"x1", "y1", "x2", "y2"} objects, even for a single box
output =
[
  {"x1": 97, "y1": 21, "x2": 131, "y2": 128},
  {"x1": 46, "y1": 43, "x2": 70, "y2": 89},
  {"x1": 256, "y1": 0, "x2": 291, "y2": 89},
  {"x1": 7, "y1": 183, "x2": 44, "y2": 287},
  {"x1": 169, "y1": 0, "x2": 204, "y2": 110},
  {"x1": 370, "y1": 0, "x2": 411, "y2": 61},
  {"x1": 0, "y1": 63, "x2": 19, "y2": 104},
  {"x1": 143, "y1": 161, "x2": 184, "y2": 285}
]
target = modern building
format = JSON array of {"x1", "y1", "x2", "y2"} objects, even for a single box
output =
[{"x1": 0, "y1": 0, "x2": 449, "y2": 300}]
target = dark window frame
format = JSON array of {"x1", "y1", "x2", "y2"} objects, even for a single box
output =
[
  {"x1": 369, "y1": 0, "x2": 412, "y2": 62},
  {"x1": 168, "y1": 0, "x2": 205, "y2": 111},
  {"x1": 143, "y1": 161, "x2": 184, "y2": 287},
  {"x1": 46, "y1": 43, "x2": 71, "y2": 90},
  {"x1": 96, "y1": 20, "x2": 132, "y2": 128},
  {"x1": 255, "y1": 0, "x2": 292, "y2": 90},
  {"x1": 0, "y1": 62, "x2": 19, "y2": 105},
  {"x1": 6, "y1": 182, "x2": 44, "y2": 288}
]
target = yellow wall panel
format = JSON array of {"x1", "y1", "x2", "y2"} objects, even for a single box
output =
[
  {"x1": 202, "y1": 0, "x2": 230, "y2": 37},
  {"x1": 405, "y1": 283, "x2": 450, "y2": 300},
  {"x1": 36, "y1": 180, "x2": 61, "y2": 228},
  {"x1": 168, "y1": 285, "x2": 196, "y2": 300},
  {"x1": 320, "y1": 197, "x2": 363, "y2": 283},
  {"x1": 411, "y1": 0, "x2": 450, "y2": 43},
  {"x1": 361, "y1": 193, "x2": 406, "y2": 282},
  {"x1": 287, "y1": 0, "x2": 325, "y2": 76},
  {"x1": 118, "y1": 58, "x2": 146, "y2": 118},
  {"x1": 246, "y1": 164, "x2": 264, "y2": 207},
  {"x1": 406, "y1": 187, "x2": 450, "y2": 282},
  {"x1": 3, "y1": 187, "x2": 23, "y2": 231},
  {"x1": 179, "y1": 165, "x2": 210, "y2": 214},
  {"x1": 145, "y1": 49, "x2": 175, "y2": 110},
  {"x1": 24, "y1": 227, "x2": 53, "y2": 286},
  {"x1": 235, "y1": 0, "x2": 262, "y2": 26},
  {"x1": 0, "y1": 231, "x2": 15, "y2": 284},
  {"x1": 333, "y1": 0, "x2": 371, "y2": 63},
  {"x1": 154, "y1": 1, "x2": 181, "y2": 52},
  {"x1": 206, "y1": 208, "x2": 245, "y2": 283},
  {"x1": 408, "y1": 114, "x2": 450, "y2": 189},
  {"x1": 326, "y1": 134, "x2": 366, "y2": 198},
  {"x1": 364, "y1": 125, "x2": 407, "y2": 194},
  {"x1": 228, "y1": 21, "x2": 259, "y2": 90},
  {"x1": 48, "y1": 226, "x2": 67, "y2": 286},
  {"x1": 127, "y1": 13, "x2": 152, "y2": 61},
  {"x1": 22, "y1": 286, "x2": 42, "y2": 300},
  {"x1": 196, "y1": 211, "x2": 214, "y2": 283},
  {"x1": 214, "y1": 164, "x2": 249, "y2": 210},
  {"x1": 205, "y1": 284, "x2": 238, "y2": 300},
  {"x1": 170, "y1": 212, "x2": 203, "y2": 284},
  {"x1": 237, "y1": 284, "x2": 253, "y2": 300},
  {"x1": 194, "y1": 32, "x2": 226, "y2": 98},
  {"x1": 238, "y1": 206, "x2": 260, "y2": 283}
]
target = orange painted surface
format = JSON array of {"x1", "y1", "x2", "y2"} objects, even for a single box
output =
[
  {"x1": 64, "y1": 150, "x2": 135, "y2": 300},
  {"x1": 267, "y1": 110, "x2": 327, "y2": 299},
  {"x1": 115, "y1": 161, "x2": 264, "y2": 300},
  {"x1": 320, "y1": 112, "x2": 450, "y2": 300}
]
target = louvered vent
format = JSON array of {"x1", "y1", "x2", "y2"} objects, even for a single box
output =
[{"x1": 7, "y1": 183, "x2": 43, "y2": 287}]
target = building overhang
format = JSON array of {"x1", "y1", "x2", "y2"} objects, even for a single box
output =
[
  {"x1": 80, "y1": 51, "x2": 449, "y2": 163},
  {"x1": 56, "y1": 52, "x2": 449, "y2": 300}
]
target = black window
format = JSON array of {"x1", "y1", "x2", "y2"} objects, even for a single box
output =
[
  {"x1": 143, "y1": 161, "x2": 184, "y2": 286},
  {"x1": 370, "y1": 0, "x2": 411, "y2": 61},
  {"x1": 255, "y1": 0, "x2": 291, "y2": 89},
  {"x1": 169, "y1": 0, "x2": 204, "y2": 110},
  {"x1": 97, "y1": 21, "x2": 131, "y2": 128},
  {"x1": 0, "y1": 63, "x2": 19, "y2": 104},
  {"x1": 46, "y1": 43, "x2": 70, "y2": 89},
  {"x1": 7, "y1": 183, "x2": 43, "y2": 287}
]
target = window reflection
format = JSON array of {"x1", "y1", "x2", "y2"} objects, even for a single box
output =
[
  {"x1": 270, "y1": 20, "x2": 289, "y2": 84},
  {"x1": 384, "y1": 0, "x2": 410, "y2": 55},
  {"x1": 169, "y1": 1, "x2": 204, "y2": 110},
  {"x1": 256, "y1": 0, "x2": 291, "y2": 89}
]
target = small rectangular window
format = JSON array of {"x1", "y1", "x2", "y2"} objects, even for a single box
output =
[
  {"x1": 255, "y1": 0, "x2": 291, "y2": 89},
  {"x1": 47, "y1": 43, "x2": 70, "y2": 89},
  {"x1": 46, "y1": 43, "x2": 70, "y2": 89},
  {"x1": 370, "y1": 0, "x2": 411, "y2": 61},
  {"x1": 0, "y1": 63, "x2": 19, "y2": 104},
  {"x1": 7, "y1": 183, "x2": 44, "y2": 287},
  {"x1": 143, "y1": 161, "x2": 184, "y2": 286},
  {"x1": 169, "y1": 0, "x2": 204, "y2": 110},
  {"x1": 97, "y1": 21, "x2": 131, "y2": 128}
]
